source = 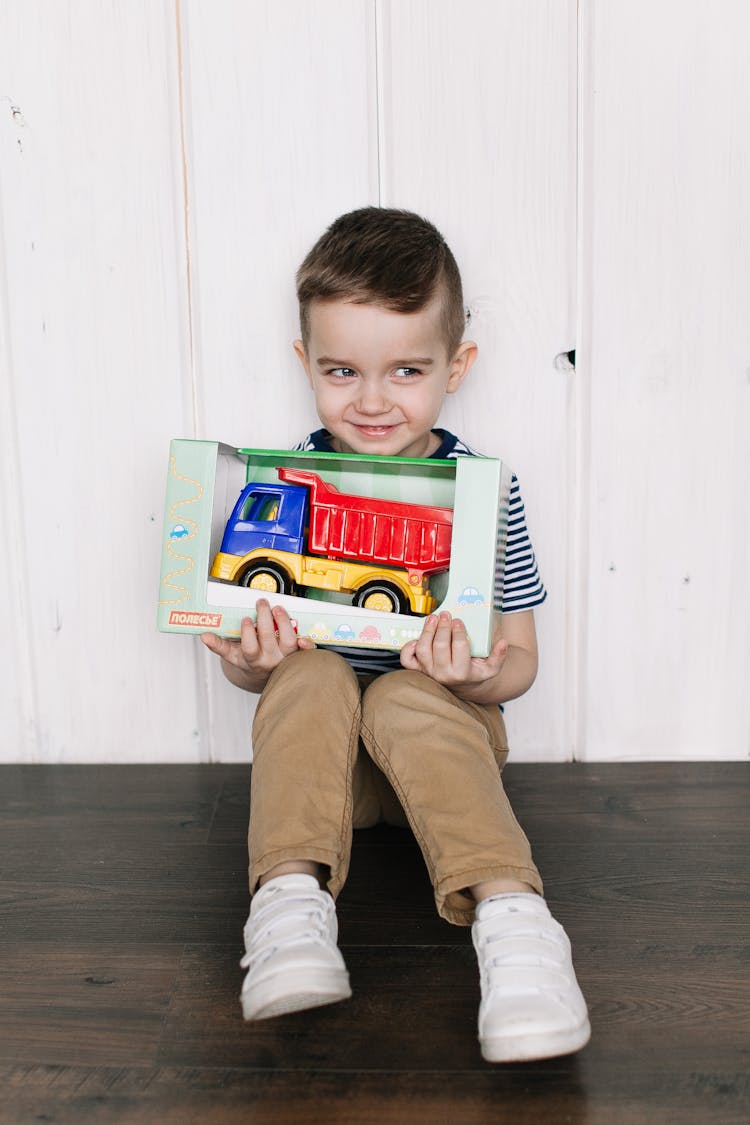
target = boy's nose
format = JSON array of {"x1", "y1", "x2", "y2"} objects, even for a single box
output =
[{"x1": 356, "y1": 382, "x2": 389, "y2": 415}]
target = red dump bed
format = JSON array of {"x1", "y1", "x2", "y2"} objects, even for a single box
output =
[{"x1": 277, "y1": 466, "x2": 453, "y2": 574}]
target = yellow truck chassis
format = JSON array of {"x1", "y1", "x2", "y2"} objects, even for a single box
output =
[{"x1": 210, "y1": 548, "x2": 437, "y2": 615}]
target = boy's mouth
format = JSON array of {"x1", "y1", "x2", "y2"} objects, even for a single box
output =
[{"x1": 351, "y1": 424, "x2": 398, "y2": 438}]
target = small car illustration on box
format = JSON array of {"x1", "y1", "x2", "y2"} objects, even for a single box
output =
[
  {"x1": 458, "y1": 586, "x2": 484, "y2": 606},
  {"x1": 170, "y1": 523, "x2": 189, "y2": 539},
  {"x1": 334, "y1": 623, "x2": 356, "y2": 641},
  {"x1": 309, "y1": 622, "x2": 332, "y2": 641},
  {"x1": 358, "y1": 625, "x2": 382, "y2": 643}
]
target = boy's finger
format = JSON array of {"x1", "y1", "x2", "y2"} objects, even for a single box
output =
[
  {"x1": 272, "y1": 604, "x2": 297, "y2": 648},
  {"x1": 484, "y1": 637, "x2": 509, "y2": 673},
  {"x1": 200, "y1": 631, "x2": 222, "y2": 653},
  {"x1": 431, "y1": 612, "x2": 454, "y2": 654},
  {"x1": 414, "y1": 614, "x2": 437, "y2": 653},
  {"x1": 447, "y1": 618, "x2": 472, "y2": 674},
  {"x1": 202, "y1": 629, "x2": 255, "y2": 670},
  {"x1": 201, "y1": 632, "x2": 242, "y2": 659},
  {"x1": 412, "y1": 628, "x2": 436, "y2": 669},
  {"x1": 239, "y1": 616, "x2": 261, "y2": 659},
  {"x1": 451, "y1": 618, "x2": 470, "y2": 646},
  {"x1": 254, "y1": 600, "x2": 280, "y2": 649}
]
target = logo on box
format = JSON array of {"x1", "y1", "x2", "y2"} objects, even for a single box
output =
[{"x1": 168, "y1": 611, "x2": 223, "y2": 628}]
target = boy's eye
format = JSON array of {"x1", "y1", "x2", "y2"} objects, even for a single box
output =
[
  {"x1": 393, "y1": 367, "x2": 420, "y2": 379},
  {"x1": 327, "y1": 367, "x2": 357, "y2": 380}
]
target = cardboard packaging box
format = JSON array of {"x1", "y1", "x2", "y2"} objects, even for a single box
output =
[{"x1": 157, "y1": 440, "x2": 512, "y2": 656}]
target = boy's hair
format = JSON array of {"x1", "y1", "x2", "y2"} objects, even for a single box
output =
[{"x1": 296, "y1": 207, "x2": 466, "y2": 357}]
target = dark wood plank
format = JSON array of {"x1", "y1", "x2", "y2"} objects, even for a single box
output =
[
  {"x1": 1, "y1": 764, "x2": 233, "y2": 835},
  {"x1": 0, "y1": 946, "x2": 182, "y2": 1066},
  {"x1": 0, "y1": 843, "x2": 249, "y2": 943}
]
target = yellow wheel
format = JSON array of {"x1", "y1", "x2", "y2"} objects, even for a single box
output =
[
  {"x1": 248, "y1": 572, "x2": 280, "y2": 593},
  {"x1": 239, "y1": 562, "x2": 291, "y2": 594},
  {"x1": 361, "y1": 591, "x2": 396, "y2": 613},
  {"x1": 354, "y1": 581, "x2": 404, "y2": 614}
]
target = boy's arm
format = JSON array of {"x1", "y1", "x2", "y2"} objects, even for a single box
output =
[{"x1": 399, "y1": 609, "x2": 538, "y2": 707}]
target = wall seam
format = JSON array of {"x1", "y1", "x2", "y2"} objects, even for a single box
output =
[{"x1": 572, "y1": 0, "x2": 593, "y2": 763}]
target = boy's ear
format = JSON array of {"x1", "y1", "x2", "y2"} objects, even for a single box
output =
[
  {"x1": 446, "y1": 340, "x2": 478, "y2": 394},
  {"x1": 293, "y1": 339, "x2": 313, "y2": 385}
]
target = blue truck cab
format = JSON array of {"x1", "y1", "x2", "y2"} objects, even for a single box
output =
[{"x1": 219, "y1": 481, "x2": 308, "y2": 558}]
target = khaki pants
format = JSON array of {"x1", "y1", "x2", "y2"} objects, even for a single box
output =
[{"x1": 249, "y1": 648, "x2": 542, "y2": 925}]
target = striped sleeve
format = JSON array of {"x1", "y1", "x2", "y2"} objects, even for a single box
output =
[
  {"x1": 291, "y1": 435, "x2": 316, "y2": 452},
  {"x1": 499, "y1": 476, "x2": 547, "y2": 613}
]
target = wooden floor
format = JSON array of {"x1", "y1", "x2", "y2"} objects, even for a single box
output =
[{"x1": 0, "y1": 762, "x2": 748, "y2": 1124}]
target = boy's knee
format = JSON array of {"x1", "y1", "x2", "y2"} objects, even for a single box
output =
[
  {"x1": 256, "y1": 648, "x2": 359, "y2": 720},
  {"x1": 274, "y1": 646, "x2": 356, "y2": 685},
  {"x1": 360, "y1": 668, "x2": 435, "y2": 723}
]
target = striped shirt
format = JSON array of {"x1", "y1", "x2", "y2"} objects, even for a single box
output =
[{"x1": 292, "y1": 428, "x2": 546, "y2": 675}]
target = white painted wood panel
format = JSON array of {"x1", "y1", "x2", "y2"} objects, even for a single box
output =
[
  {"x1": 0, "y1": 217, "x2": 33, "y2": 758},
  {"x1": 0, "y1": 1, "x2": 198, "y2": 761},
  {"x1": 580, "y1": 0, "x2": 750, "y2": 759},
  {"x1": 380, "y1": 0, "x2": 577, "y2": 759},
  {"x1": 180, "y1": 0, "x2": 376, "y2": 759}
]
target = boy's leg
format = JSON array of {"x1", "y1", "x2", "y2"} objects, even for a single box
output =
[
  {"x1": 359, "y1": 669, "x2": 542, "y2": 925},
  {"x1": 241, "y1": 648, "x2": 361, "y2": 1021},
  {"x1": 248, "y1": 648, "x2": 361, "y2": 899},
  {"x1": 359, "y1": 669, "x2": 589, "y2": 1061}
]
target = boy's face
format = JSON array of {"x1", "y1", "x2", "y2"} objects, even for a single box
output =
[{"x1": 294, "y1": 296, "x2": 476, "y2": 459}]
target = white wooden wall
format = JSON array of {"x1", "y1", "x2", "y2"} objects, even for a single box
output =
[{"x1": 0, "y1": 1, "x2": 747, "y2": 764}]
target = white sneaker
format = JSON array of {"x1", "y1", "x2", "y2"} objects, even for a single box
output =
[
  {"x1": 240, "y1": 873, "x2": 351, "y2": 1020},
  {"x1": 472, "y1": 893, "x2": 591, "y2": 1062}
]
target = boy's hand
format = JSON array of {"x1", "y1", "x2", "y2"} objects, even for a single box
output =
[
  {"x1": 200, "y1": 599, "x2": 314, "y2": 693},
  {"x1": 400, "y1": 612, "x2": 508, "y2": 690}
]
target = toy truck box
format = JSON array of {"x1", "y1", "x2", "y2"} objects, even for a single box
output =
[{"x1": 158, "y1": 440, "x2": 512, "y2": 656}]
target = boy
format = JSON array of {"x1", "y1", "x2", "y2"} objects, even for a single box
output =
[{"x1": 201, "y1": 208, "x2": 590, "y2": 1063}]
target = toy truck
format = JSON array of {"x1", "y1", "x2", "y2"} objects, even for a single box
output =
[{"x1": 210, "y1": 466, "x2": 453, "y2": 615}]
